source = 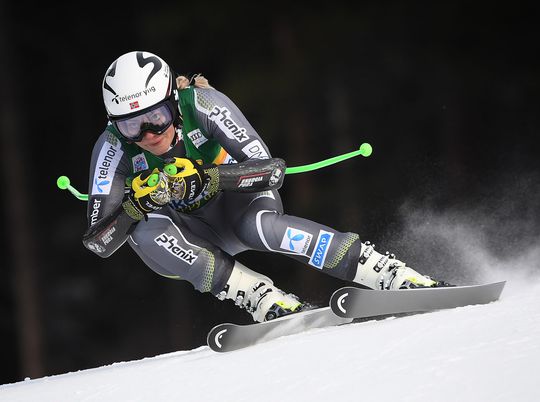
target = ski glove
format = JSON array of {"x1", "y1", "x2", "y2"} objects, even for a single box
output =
[
  {"x1": 122, "y1": 168, "x2": 171, "y2": 221},
  {"x1": 163, "y1": 157, "x2": 219, "y2": 203}
]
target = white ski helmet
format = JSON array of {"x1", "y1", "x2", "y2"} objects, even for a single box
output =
[{"x1": 102, "y1": 51, "x2": 176, "y2": 118}]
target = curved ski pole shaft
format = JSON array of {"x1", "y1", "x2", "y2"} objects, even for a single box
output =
[{"x1": 285, "y1": 143, "x2": 372, "y2": 175}]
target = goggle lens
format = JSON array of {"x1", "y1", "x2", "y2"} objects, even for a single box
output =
[{"x1": 114, "y1": 104, "x2": 174, "y2": 141}]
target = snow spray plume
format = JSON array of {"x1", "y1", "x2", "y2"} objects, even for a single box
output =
[{"x1": 383, "y1": 173, "x2": 540, "y2": 294}]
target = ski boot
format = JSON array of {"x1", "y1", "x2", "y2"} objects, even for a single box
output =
[
  {"x1": 217, "y1": 262, "x2": 306, "y2": 322},
  {"x1": 353, "y1": 241, "x2": 453, "y2": 290}
]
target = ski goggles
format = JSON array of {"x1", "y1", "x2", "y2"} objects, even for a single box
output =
[{"x1": 112, "y1": 102, "x2": 175, "y2": 142}]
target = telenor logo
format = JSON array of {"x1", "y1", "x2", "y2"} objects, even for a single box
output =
[
  {"x1": 91, "y1": 142, "x2": 123, "y2": 195},
  {"x1": 280, "y1": 227, "x2": 312, "y2": 255},
  {"x1": 287, "y1": 229, "x2": 304, "y2": 249},
  {"x1": 94, "y1": 179, "x2": 110, "y2": 194}
]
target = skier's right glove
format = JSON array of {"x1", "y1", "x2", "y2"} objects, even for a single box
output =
[
  {"x1": 122, "y1": 168, "x2": 171, "y2": 221},
  {"x1": 163, "y1": 157, "x2": 220, "y2": 203}
]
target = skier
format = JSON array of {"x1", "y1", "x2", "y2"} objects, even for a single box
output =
[{"x1": 83, "y1": 51, "x2": 450, "y2": 323}]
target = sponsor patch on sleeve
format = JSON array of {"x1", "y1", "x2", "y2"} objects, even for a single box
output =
[
  {"x1": 241, "y1": 139, "x2": 270, "y2": 159},
  {"x1": 187, "y1": 128, "x2": 208, "y2": 148},
  {"x1": 91, "y1": 142, "x2": 123, "y2": 195},
  {"x1": 237, "y1": 172, "x2": 269, "y2": 188},
  {"x1": 132, "y1": 153, "x2": 149, "y2": 173}
]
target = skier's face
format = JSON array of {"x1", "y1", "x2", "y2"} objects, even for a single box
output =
[{"x1": 135, "y1": 125, "x2": 176, "y2": 155}]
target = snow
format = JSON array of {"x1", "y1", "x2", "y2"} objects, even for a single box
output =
[
  {"x1": 1, "y1": 274, "x2": 539, "y2": 402},
  {"x1": 3, "y1": 202, "x2": 540, "y2": 401}
]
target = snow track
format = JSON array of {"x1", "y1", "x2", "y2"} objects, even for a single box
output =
[{"x1": 1, "y1": 279, "x2": 539, "y2": 402}]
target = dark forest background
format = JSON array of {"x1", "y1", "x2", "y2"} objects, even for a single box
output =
[{"x1": 1, "y1": 1, "x2": 539, "y2": 384}]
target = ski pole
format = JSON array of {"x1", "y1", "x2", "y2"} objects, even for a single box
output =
[
  {"x1": 56, "y1": 143, "x2": 373, "y2": 202},
  {"x1": 284, "y1": 142, "x2": 372, "y2": 175},
  {"x1": 56, "y1": 176, "x2": 89, "y2": 201}
]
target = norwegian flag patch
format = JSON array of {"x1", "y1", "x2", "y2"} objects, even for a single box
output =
[{"x1": 130, "y1": 101, "x2": 139, "y2": 109}]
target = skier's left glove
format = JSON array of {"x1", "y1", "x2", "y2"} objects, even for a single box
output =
[
  {"x1": 122, "y1": 168, "x2": 171, "y2": 221},
  {"x1": 163, "y1": 157, "x2": 219, "y2": 203}
]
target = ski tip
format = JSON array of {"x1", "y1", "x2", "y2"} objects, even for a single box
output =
[
  {"x1": 207, "y1": 323, "x2": 237, "y2": 353},
  {"x1": 329, "y1": 287, "x2": 355, "y2": 318},
  {"x1": 207, "y1": 326, "x2": 228, "y2": 353}
]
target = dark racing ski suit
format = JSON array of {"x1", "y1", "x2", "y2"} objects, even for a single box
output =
[{"x1": 83, "y1": 85, "x2": 362, "y2": 296}]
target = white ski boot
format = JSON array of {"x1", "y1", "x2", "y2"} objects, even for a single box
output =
[
  {"x1": 217, "y1": 261, "x2": 305, "y2": 322},
  {"x1": 353, "y1": 241, "x2": 451, "y2": 290}
]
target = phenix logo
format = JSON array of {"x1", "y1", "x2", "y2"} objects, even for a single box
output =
[
  {"x1": 154, "y1": 233, "x2": 198, "y2": 265},
  {"x1": 208, "y1": 106, "x2": 249, "y2": 143}
]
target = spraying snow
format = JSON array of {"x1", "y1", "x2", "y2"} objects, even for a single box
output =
[{"x1": 384, "y1": 173, "x2": 540, "y2": 295}]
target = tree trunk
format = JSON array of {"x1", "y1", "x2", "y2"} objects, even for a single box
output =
[{"x1": 0, "y1": 4, "x2": 45, "y2": 379}]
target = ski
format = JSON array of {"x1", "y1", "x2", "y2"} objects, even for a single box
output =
[
  {"x1": 207, "y1": 307, "x2": 352, "y2": 353},
  {"x1": 207, "y1": 281, "x2": 506, "y2": 352},
  {"x1": 330, "y1": 281, "x2": 506, "y2": 319}
]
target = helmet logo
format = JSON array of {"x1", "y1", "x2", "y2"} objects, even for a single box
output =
[
  {"x1": 112, "y1": 95, "x2": 120, "y2": 104},
  {"x1": 136, "y1": 52, "x2": 162, "y2": 88},
  {"x1": 103, "y1": 61, "x2": 118, "y2": 97}
]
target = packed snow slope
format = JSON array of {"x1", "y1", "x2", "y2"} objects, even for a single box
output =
[{"x1": 1, "y1": 272, "x2": 539, "y2": 402}]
